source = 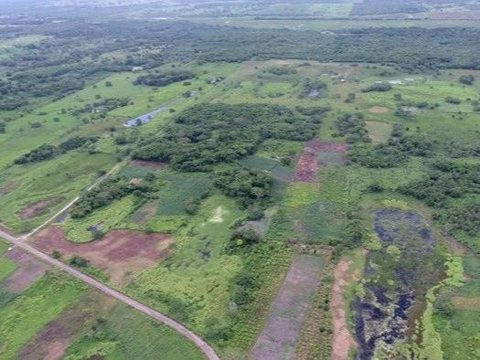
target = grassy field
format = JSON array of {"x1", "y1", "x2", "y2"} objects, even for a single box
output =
[
  {"x1": 0, "y1": 241, "x2": 17, "y2": 282},
  {"x1": 65, "y1": 303, "x2": 206, "y2": 360},
  {"x1": 0, "y1": 152, "x2": 117, "y2": 233},
  {"x1": 1, "y1": 56, "x2": 479, "y2": 358},
  {"x1": 64, "y1": 195, "x2": 138, "y2": 243},
  {"x1": 0, "y1": 272, "x2": 87, "y2": 359},
  {"x1": 131, "y1": 194, "x2": 245, "y2": 330}
]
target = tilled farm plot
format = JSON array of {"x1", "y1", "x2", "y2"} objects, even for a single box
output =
[
  {"x1": 4, "y1": 247, "x2": 49, "y2": 293},
  {"x1": 294, "y1": 140, "x2": 347, "y2": 182},
  {"x1": 32, "y1": 226, "x2": 172, "y2": 284},
  {"x1": 251, "y1": 255, "x2": 325, "y2": 360}
]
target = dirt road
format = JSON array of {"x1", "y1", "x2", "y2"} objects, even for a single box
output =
[{"x1": 0, "y1": 229, "x2": 220, "y2": 360}]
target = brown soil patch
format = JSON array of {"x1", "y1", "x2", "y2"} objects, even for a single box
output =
[
  {"x1": 0, "y1": 180, "x2": 17, "y2": 194},
  {"x1": 452, "y1": 297, "x2": 480, "y2": 310},
  {"x1": 130, "y1": 160, "x2": 168, "y2": 170},
  {"x1": 251, "y1": 255, "x2": 325, "y2": 360},
  {"x1": 295, "y1": 140, "x2": 347, "y2": 182},
  {"x1": 20, "y1": 198, "x2": 61, "y2": 220},
  {"x1": 331, "y1": 259, "x2": 358, "y2": 360},
  {"x1": 4, "y1": 247, "x2": 49, "y2": 293},
  {"x1": 368, "y1": 106, "x2": 390, "y2": 114},
  {"x1": 19, "y1": 292, "x2": 114, "y2": 360},
  {"x1": 32, "y1": 226, "x2": 172, "y2": 284}
]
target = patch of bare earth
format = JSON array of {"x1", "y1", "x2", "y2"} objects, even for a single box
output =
[
  {"x1": 130, "y1": 159, "x2": 168, "y2": 170},
  {"x1": 20, "y1": 198, "x2": 61, "y2": 220},
  {"x1": 251, "y1": 255, "x2": 325, "y2": 360},
  {"x1": 295, "y1": 140, "x2": 347, "y2": 182},
  {"x1": 32, "y1": 226, "x2": 173, "y2": 284},
  {"x1": 368, "y1": 106, "x2": 390, "y2": 114},
  {"x1": 19, "y1": 292, "x2": 115, "y2": 360},
  {"x1": 331, "y1": 259, "x2": 358, "y2": 360},
  {"x1": 0, "y1": 180, "x2": 17, "y2": 194},
  {"x1": 4, "y1": 247, "x2": 49, "y2": 293},
  {"x1": 452, "y1": 297, "x2": 480, "y2": 310}
]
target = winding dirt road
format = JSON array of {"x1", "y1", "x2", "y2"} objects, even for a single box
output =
[{"x1": 0, "y1": 229, "x2": 220, "y2": 360}]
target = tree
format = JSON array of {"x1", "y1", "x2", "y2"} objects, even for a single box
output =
[{"x1": 459, "y1": 74, "x2": 475, "y2": 85}]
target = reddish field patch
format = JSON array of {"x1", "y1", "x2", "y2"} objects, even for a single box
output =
[
  {"x1": 32, "y1": 226, "x2": 172, "y2": 284},
  {"x1": 130, "y1": 159, "x2": 168, "y2": 170},
  {"x1": 19, "y1": 299, "x2": 92, "y2": 360},
  {"x1": 0, "y1": 180, "x2": 18, "y2": 194},
  {"x1": 20, "y1": 198, "x2": 61, "y2": 220},
  {"x1": 295, "y1": 140, "x2": 347, "y2": 182},
  {"x1": 19, "y1": 292, "x2": 114, "y2": 360},
  {"x1": 4, "y1": 248, "x2": 49, "y2": 293},
  {"x1": 331, "y1": 259, "x2": 358, "y2": 360}
]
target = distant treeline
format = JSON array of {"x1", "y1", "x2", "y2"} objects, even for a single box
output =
[{"x1": 1, "y1": 20, "x2": 480, "y2": 110}]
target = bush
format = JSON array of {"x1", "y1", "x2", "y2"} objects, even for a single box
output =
[
  {"x1": 362, "y1": 83, "x2": 392, "y2": 92},
  {"x1": 134, "y1": 70, "x2": 195, "y2": 87},
  {"x1": 214, "y1": 167, "x2": 273, "y2": 208},
  {"x1": 459, "y1": 74, "x2": 475, "y2": 85},
  {"x1": 69, "y1": 256, "x2": 89, "y2": 267}
]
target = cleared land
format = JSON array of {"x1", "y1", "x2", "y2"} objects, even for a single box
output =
[
  {"x1": 32, "y1": 226, "x2": 173, "y2": 284},
  {"x1": 251, "y1": 255, "x2": 325, "y2": 360}
]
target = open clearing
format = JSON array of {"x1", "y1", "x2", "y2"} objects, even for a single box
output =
[
  {"x1": 368, "y1": 106, "x2": 390, "y2": 114},
  {"x1": 32, "y1": 226, "x2": 172, "y2": 284},
  {"x1": 251, "y1": 255, "x2": 325, "y2": 360},
  {"x1": 4, "y1": 247, "x2": 49, "y2": 293},
  {"x1": 365, "y1": 121, "x2": 393, "y2": 144},
  {"x1": 331, "y1": 259, "x2": 358, "y2": 360}
]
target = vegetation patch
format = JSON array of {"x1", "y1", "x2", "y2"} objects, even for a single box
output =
[
  {"x1": 0, "y1": 272, "x2": 86, "y2": 359},
  {"x1": 365, "y1": 121, "x2": 393, "y2": 144},
  {"x1": 134, "y1": 103, "x2": 326, "y2": 171},
  {"x1": 3, "y1": 247, "x2": 49, "y2": 293}
]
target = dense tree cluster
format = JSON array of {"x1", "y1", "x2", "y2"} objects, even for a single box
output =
[
  {"x1": 351, "y1": 0, "x2": 425, "y2": 15},
  {"x1": 71, "y1": 97, "x2": 130, "y2": 116},
  {"x1": 265, "y1": 66, "x2": 297, "y2": 76},
  {"x1": 441, "y1": 204, "x2": 480, "y2": 238},
  {"x1": 133, "y1": 70, "x2": 195, "y2": 87},
  {"x1": 362, "y1": 83, "x2": 392, "y2": 93},
  {"x1": 334, "y1": 113, "x2": 370, "y2": 143},
  {"x1": 299, "y1": 78, "x2": 327, "y2": 98},
  {"x1": 70, "y1": 175, "x2": 154, "y2": 218},
  {"x1": 214, "y1": 167, "x2": 273, "y2": 208},
  {"x1": 14, "y1": 136, "x2": 98, "y2": 164},
  {"x1": 348, "y1": 126, "x2": 432, "y2": 168},
  {"x1": 134, "y1": 103, "x2": 326, "y2": 171},
  {"x1": 399, "y1": 160, "x2": 480, "y2": 207}
]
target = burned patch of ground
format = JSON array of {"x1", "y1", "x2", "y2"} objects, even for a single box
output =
[
  {"x1": 251, "y1": 255, "x2": 324, "y2": 360},
  {"x1": 32, "y1": 226, "x2": 172, "y2": 284},
  {"x1": 294, "y1": 140, "x2": 347, "y2": 182},
  {"x1": 354, "y1": 210, "x2": 442, "y2": 359},
  {"x1": 20, "y1": 198, "x2": 63, "y2": 220},
  {"x1": 4, "y1": 247, "x2": 49, "y2": 293}
]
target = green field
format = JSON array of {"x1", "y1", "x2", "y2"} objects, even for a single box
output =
[{"x1": 1, "y1": 3, "x2": 480, "y2": 358}]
